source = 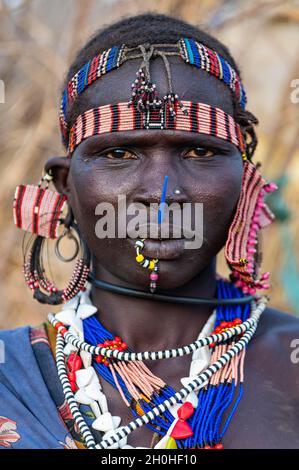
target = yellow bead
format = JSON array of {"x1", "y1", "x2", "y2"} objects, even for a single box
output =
[
  {"x1": 149, "y1": 261, "x2": 155, "y2": 270},
  {"x1": 136, "y1": 254, "x2": 144, "y2": 263},
  {"x1": 165, "y1": 437, "x2": 177, "y2": 449},
  {"x1": 135, "y1": 402, "x2": 145, "y2": 416}
]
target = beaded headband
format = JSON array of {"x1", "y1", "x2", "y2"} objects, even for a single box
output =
[
  {"x1": 68, "y1": 99, "x2": 245, "y2": 156},
  {"x1": 60, "y1": 38, "x2": 247, "y2": 148}
]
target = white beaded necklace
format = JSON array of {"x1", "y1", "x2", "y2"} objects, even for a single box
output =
[{"x1": 49, "y1": 286, "x2": 266, "y2": 449}]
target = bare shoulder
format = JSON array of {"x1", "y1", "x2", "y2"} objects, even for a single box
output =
[
  {"x1": 250, "y1": 305, "x2": 299, "y2": 390},
  {"x1": 254, "y1": 305, "x2": 299, "y2": 342}
]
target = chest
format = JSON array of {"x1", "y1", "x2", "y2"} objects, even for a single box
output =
[{"x1": 96, "y1": 355, "x2": 299, "y2": 449}]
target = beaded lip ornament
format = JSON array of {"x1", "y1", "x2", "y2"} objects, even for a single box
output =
[{"x1": 13, "y1": 37, "x2": 277, "y2": 450}]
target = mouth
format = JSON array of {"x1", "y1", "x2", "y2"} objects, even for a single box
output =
[{"x1": 127, "y1": 236, "x2": 186, "y2": 260}]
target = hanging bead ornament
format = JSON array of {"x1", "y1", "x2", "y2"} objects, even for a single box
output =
[
  {"x1": 127, "y1": 44, "x2": 189, "y2": 120},
  {"x1": 134, "y1": 238, "x2": 159, "y2": 293},
  {"x1": 224, "y1": 160, "x2": 277, "y2": 295}
]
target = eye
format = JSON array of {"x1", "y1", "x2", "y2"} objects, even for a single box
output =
[
  {"x1": 103, "y1": 148, "x2": 137, "y2": 159},
  {"x1": 184, "y1": 147, "x2": 215, "y2": 158}
]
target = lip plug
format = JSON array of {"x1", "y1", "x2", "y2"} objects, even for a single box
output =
[{"x1": 158, "y1": 175, "x2": 168, "y2": 226}]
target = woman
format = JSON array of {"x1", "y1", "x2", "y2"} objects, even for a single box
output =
[{"x1": 1, "y1": 13, "x2": 299, "y2": 450}]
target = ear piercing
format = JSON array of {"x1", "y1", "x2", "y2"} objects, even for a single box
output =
[{"x1": 134, "y1": 238, "x2": 159, "y2": 293}]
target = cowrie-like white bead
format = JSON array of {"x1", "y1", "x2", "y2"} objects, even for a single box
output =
[
  {"x1": 79, "y1": 291, "x2": 93, "y2": 305},
  {"x1": 97, "y1": 391, "x2": 108, "y2": 413},
  {"x1": 183, "y1": 391, "x2": 198, "y2": 408},
  {"x1": 189, "y1": 358, "x2": 209, "y2": 376},
  {"x1": 74, "y1": 389, "x2": 93, "y2": 405},
  {"x1": 84, "y1": 381, "x2": 102, "y2": 401},
  {"x1": 192, "y1": 345, "x2": 211, "y2": 363},
  {"x1": 64, "y1": 342, "x2": 78, "y2": 355},
  {"x1": 56, "y1": 309, "x2": 76, "y2": 325},
  {"x1": 112, "y1": 416, "x2": 121, "y2": 429},
  {"x1": 76, "y1": 367, "x2": 96, "y2": 388},
  {"x1": 62, "y1": 296, "x2": 80, "y2": 310},
  {"x1": 80, "y1": 350, "x2": 92, "y2": 369},
  {"x1": 90, "y1": 400, "x2": 101, "y2": 418},
  {"x1": 77, "y1": 304, "x2": 98, "y2": 320},
  {"x1": 92, "y1": 412, "x2": 114, "y2": 432}
]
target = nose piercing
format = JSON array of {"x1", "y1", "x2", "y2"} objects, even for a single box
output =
[{"x1": 173, "y1": 188, "x2": 181, "y2": 195}]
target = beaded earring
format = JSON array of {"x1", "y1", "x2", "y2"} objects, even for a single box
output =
[
  {"x1": 134, "y1": 238, "x2": 159, "y2": 293},
  {"x1": 13, "y1": 169, "x2": 67, "y2": 239},
  {"x1": 13, "y1": 170, "x2": 91, "y2": 304},
  {"x1": 224, "y1": 159, "x2": 277, "y2": 295}
]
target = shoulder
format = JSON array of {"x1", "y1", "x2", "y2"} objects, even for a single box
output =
[
  {"x1": 254, "y1": 305, "x2": 299, "y2": 344},
  {"x1": 250, "y1": 305, "x2": 299, "y2": 389},
  {"x1": 0, "y1": 324, "x2": 48, "y2": 380},
  {"x1": 0, "y1": 325, "x2": 31, "y2": 348}
]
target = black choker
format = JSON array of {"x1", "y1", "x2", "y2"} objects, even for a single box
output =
[{"x1": 88, "y1": 273, "x2": 254, "y2": 306}]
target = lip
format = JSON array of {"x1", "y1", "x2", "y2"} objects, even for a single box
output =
[{"x1": 128, "y1": 237, "x2": 186, "y2": 260}]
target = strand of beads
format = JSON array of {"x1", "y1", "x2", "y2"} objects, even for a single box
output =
[
  {"x1": 53, "y1": 289, "x2": 215, "y2": 449},
  {"x1": 94, "y1": 317, "x2": 262, "y2": 449},
  {"x1": 134, "y1": 238, "x2": 159, "y2": 293},
  {"x1": 233, "y1": 181, "x2": 277, "y2": 295},
  {"x1": 48, "y1": 298, "x2": 264, "y2": 362},
  {"x1": 50, "y1": 286, "x2": 267, "y2": 449}
]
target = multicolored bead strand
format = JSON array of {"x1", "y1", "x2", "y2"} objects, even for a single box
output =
[
  {"x1": 48, "y1": 279, "x2": 267, "y2": 449},
  {"x1": 225, "y1": 161, "x2": 277, "y2": 294},
  {"x1": 59, "y1": 39, "x2": 246, "y2": 147},
  {"x1": 67, "y1": 100, "x2": 245, "y2": 156},
  {"x1": 134, "y1": 238, "x2": 159, "y2": 293}
]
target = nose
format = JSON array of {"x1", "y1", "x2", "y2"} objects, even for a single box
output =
[
  {"x1": 133, "y1": 173, "x2": 189, "y2": 239},
  {"x1": 134, "y1": 178, "x2": 188, "y2": 206}
]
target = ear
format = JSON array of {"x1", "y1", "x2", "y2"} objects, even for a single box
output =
[{"x1": 44, "y1": 156, "x2": 71, "y2": 197}]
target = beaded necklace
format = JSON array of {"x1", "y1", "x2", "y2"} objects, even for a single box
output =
[{"x1": 48, "y1": 278, "x2": 267, "y2": 449}]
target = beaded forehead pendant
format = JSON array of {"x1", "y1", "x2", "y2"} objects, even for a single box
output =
[{"x1": 57, "y1": 38, "x2": 276, "y2": 295}]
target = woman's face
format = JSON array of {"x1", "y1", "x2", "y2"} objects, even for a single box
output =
[{"x1": 53, "y1": 56, "x2": 243, "y2": 290}]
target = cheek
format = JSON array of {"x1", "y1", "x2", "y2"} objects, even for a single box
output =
[{"x1": 198, "y1": 163, "x2": 243, "y2": 247}]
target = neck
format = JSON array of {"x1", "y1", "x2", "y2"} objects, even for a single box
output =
[{"x1": 89, "y1": 259, "x2": 217, "y2": 353}]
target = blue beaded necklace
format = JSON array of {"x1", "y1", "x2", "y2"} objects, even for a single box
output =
[{"x1": 82, "y1": 277, "x2": 250, "y2": 449}]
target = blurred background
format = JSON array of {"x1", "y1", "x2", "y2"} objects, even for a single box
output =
[{"x1": 0, "y1": 0, "x2": 298, "y2": 328}]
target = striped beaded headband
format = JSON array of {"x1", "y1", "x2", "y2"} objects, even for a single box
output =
[
  {"x1": 67, "y1": 100, "x2": 246, "y2": 156},
  {"x1": 60, "y1": 38, "x2": 247, "y2": 147}
]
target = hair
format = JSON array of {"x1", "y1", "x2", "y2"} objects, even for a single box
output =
[{"x1": 62, "y1": 13, "x2": 258, "y2": 159}]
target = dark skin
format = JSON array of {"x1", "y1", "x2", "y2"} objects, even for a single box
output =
[{"x1": 46, "y1": 56, "x2": 299, "y2": 448}]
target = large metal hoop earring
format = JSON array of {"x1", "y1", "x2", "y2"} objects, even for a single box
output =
[{"x1": 55, "y1": 227, "x2": 80, "y2": 262}]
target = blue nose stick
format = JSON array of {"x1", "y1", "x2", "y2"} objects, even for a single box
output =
[{"x1": 158, "y1": 175, "x2": 168, "y2": 225}]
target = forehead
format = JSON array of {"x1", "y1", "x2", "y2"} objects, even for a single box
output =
[{"x1": 74, "y1": 55, "x2": 234, "y2": 120}]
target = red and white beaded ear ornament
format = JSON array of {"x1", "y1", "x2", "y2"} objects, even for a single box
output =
[
  {"x1": 224, "y1": 159, "x2": 277, "y2": 295},
  {"x1": 13, "y1": 168, "x2": 67, "y2": 239},
  {"x1": 13, "y1": 169, "x2": 91, "y2": 304}
]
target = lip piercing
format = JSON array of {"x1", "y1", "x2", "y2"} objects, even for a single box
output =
[
  {"x1": 134, "y1": 238, "x2": 159, "y2": 293},
  {"x1": 173, "y1": 188, "x2": 181, "y2": 195}
]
